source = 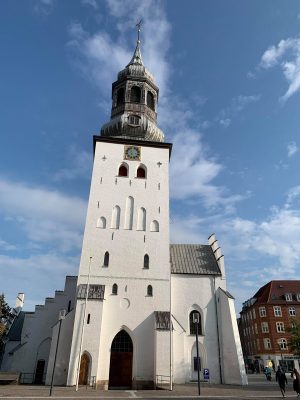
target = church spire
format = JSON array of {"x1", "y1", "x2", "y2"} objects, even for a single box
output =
[{"x1": 126, "y1": 20, "x2": 143, "y2": 67}]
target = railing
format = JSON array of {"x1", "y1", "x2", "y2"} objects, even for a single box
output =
[{"x1": 155, "y1": 374, "x2": 171, "y2": 389}]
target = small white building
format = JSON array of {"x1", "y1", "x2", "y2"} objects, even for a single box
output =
[{"x1": 1, "y1": 33, "x2": 247, "y2": 389}]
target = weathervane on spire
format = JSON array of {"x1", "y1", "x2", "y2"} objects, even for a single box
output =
[{"x1": 136, "y1": 19, "x2": 142, "y2": 42}]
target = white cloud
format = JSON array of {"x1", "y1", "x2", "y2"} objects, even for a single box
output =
[
  {"x1": 217, "y1": 94, "x2": 261, "y2": 127},
  {"x1": 259, "y1": 37, "x2": 300, "y2": 102},
  {"x1": 53, "y1": 146, "x2": 92, "y2": 181},
  {"x1": 286, "y1": 185, "x2": 300, "y2": 206},
  {"x1": 0, "y1": 177, "x2": 86, "y2": 252},
  {"x1": 81, "y1": 0, "x2": 98, "y2": 9},
  {"x1": 33, "y1": 0, "x2": 54, "y2": 15},
  {"x1": 287, "y1": 141, "x2": 299, "y2": 157}
]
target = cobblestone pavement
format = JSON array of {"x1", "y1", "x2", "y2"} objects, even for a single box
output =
[{"x1": 0, "y1": 373, "x2": 295, "y2": 399}]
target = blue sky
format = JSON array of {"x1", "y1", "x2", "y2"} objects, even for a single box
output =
[{"x1": 1, "y1": 0, "x2": 300, "y2": 312}]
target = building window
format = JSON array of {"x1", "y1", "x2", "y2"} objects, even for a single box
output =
[
  {"x1": 137, "y1": 207, "x2": 146, "y2": 231},
  {"x1": 136, "y1": 165, "x2": 146, "y2": 179},
  {"x1": 261, "y1": 322, "x2": 269, "y2": 333},
  {"x1": 289, "y1": 307, "x2": 296, "y2": 316},
  {"x1": 130, "y1": 86, "x2": 141, "y2": 103},
  {"x1": 297, "y1": 293, "x2": 300, "y2": 301},
  {"x1": 264, "y1": 338, "x2": 271, "y2": 349},
  {"x1": 143, "y1": 254, "x2": 149, "y2": 269},
  {"x1": 285, "y1": 293, "x2": 292, "y2": 301},
  {"x1": 189, "y1": 310, "x2": 202, "y2": 335},
  {"x1": 193, "y1": 357, "x2": 201, "y2": 371},
  {"x1": 112, "y1": 284, "x2": 118, "y2": 295},
  {"x1": 118, "y1": 164, "x2": 128, "y2": 177},
  {"x1": 274, "y1": 306, "x2": 282, "y2": 317},
  {"x1": 116, "y1": 87, "x2": 125, "y2": 106},
  {"x1": 67, "y1": 300, "x2": 71, "y2": 312},
  {"x1": 111, "y1": 205, "x2": 121, "y2": 229},
  {"x1": 253, "y1": 308, "x2": 256, "y2": 319},
  {"x1": 259, "y1": 307, "x2": 267, "y2": 317},
  {"x1": 254, "y1": 323, "x2": 258, "y2": 334},
  {"x1": 257, "y1": 338, "x2": 260, "y2": 350},
  {"x1": 104, "y1": 251, "x2": 109, "y2": 267},
  {"x1": 276, "y1": 322, "x2": 285, "y2": 332},
  {"x1": 87, "y1": 314, "x2": 91, "y2": 324},
  {"x1": 147, "y1": 91, "x2": 155, "y2": 110},
  {"x1": 147, "y1": 285, "x2": 153, "y2": 297},
  {"x1": 278, "y1": 338, "x2": 287, "y2": 350},
  {"x1": 128, "y1": 114, "x2": 141, "y2": 126}
]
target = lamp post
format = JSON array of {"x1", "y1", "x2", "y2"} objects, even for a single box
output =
[
  {"x1": 193, "y1": 313, "x2": 201, "y2": 396},
  {"x1": 49, "y1": 309, "x2": 65, "y2": 396}
]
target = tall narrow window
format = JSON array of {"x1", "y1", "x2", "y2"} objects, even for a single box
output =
[
  {"x1": 147, "y1": 285, "x2": 153, "y2": 296},
  {"x1": 136, "y1": 165, "x2": 146, "y2": 178},
  {"x1": 130, "y1": 86, "x2": 141, "y2": 103},
  {"x1": 118, "y1": 164, "x2": 128, "y2": 177},
  {"x1": 150, "y1": 220, "x2": 159, "y2": 232},
  {"x1": 147, "y1": 91, "x2": 155, "y2": 110},
  {"x1": 124, "y1": 196, "x2": 134, "y2": 230},
  {"x1": 104, "y1": 251, "x2": 109, "y2": 267},
  {"x1": 144, "y1": 254, "x2": 149, "y2": 269},
  {"x1": 112, "y1": 284, "x2": 118, "y2": 295},
  {"x1": 87, "y1": 314, "x2": 91, "y2": 324},
  {"x1": 116, "y1": 87, "x2": 125, "y2": 106},
  {"x1": 111, "y1": 205, "x2": 121, "y2": 229},
  {"x1": 137, "y1": 207, "x2": 146, "y2": 231},
  {"x1": 189, "y1": 310, "x2": 202, "y2": 335},
  {"x1": 67, "y1": 300, "x2": 71, "y2": 313}
]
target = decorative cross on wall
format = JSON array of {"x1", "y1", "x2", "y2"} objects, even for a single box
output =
[
  {"x1": 157, "y1": 162, "x2": 162, "y2": 167},
  {"x1": 102, "y1": 155, "x2": 107, "y2": 161}
]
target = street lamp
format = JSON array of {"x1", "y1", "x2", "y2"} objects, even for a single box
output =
[
  {"x1": 193, "y1": 313, "x2": 201, "y2": 396},
  {"x1": 49, "y1": 309, "x2": 66, "y2": 396}
]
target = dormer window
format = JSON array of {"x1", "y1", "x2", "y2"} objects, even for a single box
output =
[
  {"x1": 128, "y1": 115, "x2": 141, "y2": 126},
  {"x1": 130, "y1": 86, "x2": 141, "y2": 103},
  {"x1": 285, "y1": 293, "x2": 292, "y2": 301}
]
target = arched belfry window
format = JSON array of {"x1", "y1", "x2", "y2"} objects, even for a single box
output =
[
  {"x1": 97, "y1": 217, "x2": 106, "y2": 229},
  {"x1": 112, "y1": 284, "x2": 118, "y2": 295},
  {"x1": 118, "y1": 164, "x2": 128, "y2": 177},
  {"x1": 189, "y1": 310, "x2": 202, "y2": 335},
  {"x1": 147, "y1": 91, "x2": 155, "y2": 111},
  {"x1": 144, "y1": 254, "x2": 149, "y2": 269},
  {"x1": 136, "y1": 165, "x2": 146, "y2": 179},
  {"x1": 116, "y1": 88, "x2": 125, "y2": 106},
  {"x1": 130, "y1": 86, "x2": 141, "y2": 103},
  {"x1": 104, "y1": 251, "x2": 109, "y2": 267},
  {"x1": 147, "y1": 285, "x2": 153, "y2": 297},
  {"x1": 124, "y1": 196, "x2": 134, "y2": 230}
]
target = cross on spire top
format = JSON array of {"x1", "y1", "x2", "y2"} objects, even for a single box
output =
[{"x1": 136, "y1": 19, "x2": 142, "y2": 42}]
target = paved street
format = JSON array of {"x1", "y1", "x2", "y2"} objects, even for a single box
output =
[{"x1": 0, "y1": 373, "x2": 296, "y2": 399}]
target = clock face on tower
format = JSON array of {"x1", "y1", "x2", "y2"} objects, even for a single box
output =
[{"x1": 124, "y1": 145, "x2": 141, "y2": 161}]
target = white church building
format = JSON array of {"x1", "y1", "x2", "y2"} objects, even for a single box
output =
[{"x1": 1, "y1": 32, "x2": 247, "y2": 389}]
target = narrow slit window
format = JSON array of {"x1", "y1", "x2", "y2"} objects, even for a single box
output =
[
  {"x1": 144, "y1": 254, "x2": 149, "y2": 269},
  {"x1": 104, "y1": 251, "x2": 109, "y2": 267},
  {"x1": 147, "y1": 285, "x2": 153, "y2": 297},
  {"x1": 87, "y1": 314, "x2": 91, "y2": 324},
  {"x1": 112, "y1": 284, "x2": 118, "y2": 295}
]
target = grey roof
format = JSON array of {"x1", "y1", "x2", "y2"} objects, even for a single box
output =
[
  {"x1": 7, "y1": 311, "x2": 25, "y2": 341},
  {"x1": 170, "y1": 244, "x2": 221, "y2": 275},
  {"x1": 154, "y1": 311, "x2": 171, "y2": 330}
]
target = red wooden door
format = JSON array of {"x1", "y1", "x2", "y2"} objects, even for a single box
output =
[
  {"x1": 79, "y1": 353, "x2": 90, "y2": 385},
  {"x1": 109, "y1": 352, "x2": 133, "y2": 388}
]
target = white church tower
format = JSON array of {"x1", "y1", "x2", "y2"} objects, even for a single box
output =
[{"x1": 67, "y1": 26, "x2": 172, "y2": 389}]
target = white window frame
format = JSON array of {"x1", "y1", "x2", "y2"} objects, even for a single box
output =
[
  {"x1": 264, "y1": 338, "x2": 271, "y2": 349},
  {"x1": 278, "y1": 338, "x2": 287, "y2": 350},
  {"x1": 274, "y1": 306, "x2": 282, "y2": 317},
  {"x1": 297, "y1": 293, "x2": 300, "y2": 302},
  {"x1": 276, "y1": 322, "x2": 285, "y2": 332},
  {"x1": 261, "y1": 322, "x2": 269, "y2": 333},
  {"x1": 285, "y1": 293, "x2": 292, "y2": 301},
  {"x1": 259, "y1": 307, "x2": 267, "y2": 317},
  {"x1": 289, "y1": 307, "x2": 296, "y2": 316}
]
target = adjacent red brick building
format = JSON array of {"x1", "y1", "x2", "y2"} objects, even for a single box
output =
[{"x1": 239, "y1": 280, "x2": 300, "y2": 372}]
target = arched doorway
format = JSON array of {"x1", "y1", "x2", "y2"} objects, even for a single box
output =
[
  {"x1": 34, "y1": 359, "x2": 45, "y2": 384},
  {"x1": 109, "y1": 330, "x2": 133, "y2": 389},
  {"x1": 79, "y1": 353, "x2": 90, "y2": 385}
]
